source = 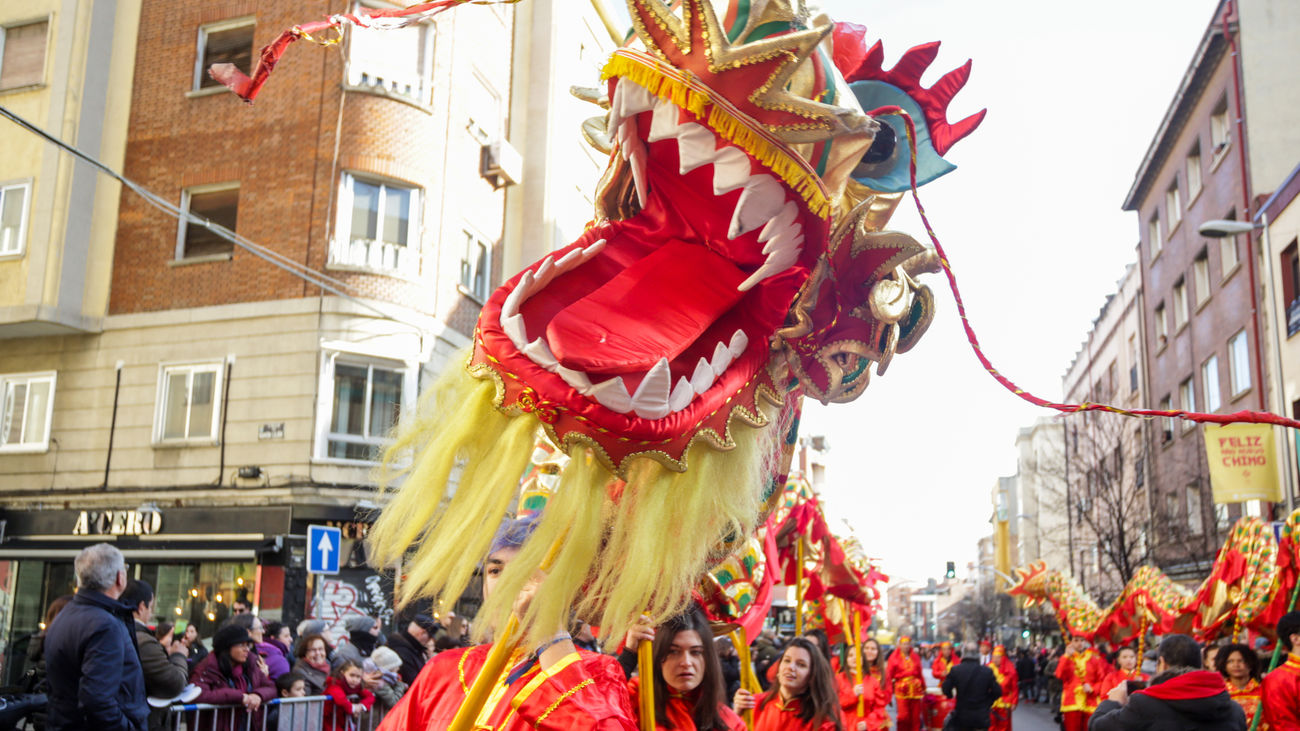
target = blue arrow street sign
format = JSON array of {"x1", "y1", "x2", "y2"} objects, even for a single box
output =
[{"x1": 307, "y1": 525, "x2": 341, "y2": 575}]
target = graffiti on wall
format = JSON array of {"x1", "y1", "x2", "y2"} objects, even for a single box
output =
[{"x1": 306, "y1": 569, "x2": 395, "y2": 638}]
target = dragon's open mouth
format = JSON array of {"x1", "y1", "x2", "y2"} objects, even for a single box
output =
[{"x1": 489, "y1": 77, "x2": 824, "y2": 420}]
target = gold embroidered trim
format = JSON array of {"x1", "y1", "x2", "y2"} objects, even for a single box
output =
[{"x1": 536, "y1": 678, "x2": 595, "y2": 723}]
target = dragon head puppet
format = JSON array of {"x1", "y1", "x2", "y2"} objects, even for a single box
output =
[{"x1": 371, "y1": 0, "x2": 983, "y2": 647}]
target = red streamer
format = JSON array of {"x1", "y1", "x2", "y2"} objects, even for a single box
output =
[{"x1": 861, "y1": 104, "x2": 1300, "y2": 432}]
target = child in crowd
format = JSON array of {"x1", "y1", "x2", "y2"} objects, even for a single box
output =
[
  {"x1": 268, "y1": 671, "x2": 310, "y2": 731},
  {"x1": 369, "y1": 646, "x2": 409, "y2": 714},
  {"x1": 324, "y1": 659, "x2": 375, "y2": 731}
]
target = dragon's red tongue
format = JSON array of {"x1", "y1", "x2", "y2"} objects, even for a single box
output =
[{"x1": 547, "y1": 240, "x2": 747, "y2": 374}]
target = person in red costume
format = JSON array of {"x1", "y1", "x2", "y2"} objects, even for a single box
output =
[
  {"x1": 1215, "y1": 643, "x2": 1264, "y2": 730},
  {"x1": 734, "y1": 638, "x2": 842, "y2": 731},
  {"x1": 378, "y1": 516, "x2": 637, "y2": 731},
  {"x1": 986, "y1": 645, "x2": 1017, "y2": 731},
  {"x1": 623, "y1": 608, "x2": 745, "y2": 731},
  {"x1": 886, "y1": 636, "x2": 925, "y2": 731},
  {"x1": 1095, "y1": 646, "x2": 1148, "y2": 701},
  {"x1": 834, "y1": 643, "x2": 888, "y2": 731},
  {"x1": 931, "y1": 642, "x2": 960, "y2": 684},
  {"x1": 1263, "y1": 611, "x2": 1300, "y2": 730},
  {"x1": 1054, "y1": 635, "x2": 1107, "y2": 731}
]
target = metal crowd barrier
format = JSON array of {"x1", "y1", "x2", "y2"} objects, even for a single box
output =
[{"x1": 164, "y1": 694, "x2": 382, "y2": 731}]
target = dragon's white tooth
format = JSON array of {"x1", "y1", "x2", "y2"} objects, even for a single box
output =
[
  {"x1": 557, "y1": 365, "x2": 593, "y2": 393},
  {"x1": 669, "y1": 377, "x2": 694, "y2": 413},
  {"x1": 522, "y1": 338, "x2": 559, "y2": 369},
  {"x1": 676, "y1": 123, "x2": 718, "y2": 174},
  {"x1": 710, "y1": 341, "x2": 733, "y2": 377},
  {"x1": 582, "y1": 239, "x2": 607, "y2": 258},
  {"x1": 648, "y1": 101, "x2": 680, "y2": 142},
  {"x1": 631, "y1": 357, "x2": 672, "y2": 419},
  {"x1": 728, "y1": 174, "x2": 784, "y2": 239},
  {"x1": 630, "y1": 145, "x2": 649, "y2": 208},
  {"x1": 737, "y1": 246, "x2": 802, "y2": 292},
  {"x1": 502, "y1": 281, "x2": 526, "y2": 318},
  {"x1": 758, "y1": 201, "x2": 800, "y2": 244},
  {"x1": 711, "y1": 147, "x2": 753, "y2": 196},
  {"x1": 556, "y1": 246, "x2": 584, "y2": 271},
  {"x1": 534, "y1": 256, "x2": 556, "y2": 287},
  {"x1": 620, "y1": 81, "x2": 656, "y2": 116},
  {"x1": 608, "y1": 84, "x2": 625, "y2": 134},
  {"x1": 728, "y1": 330, "x2": 749, "y2": 359},
  {"x1": 761, "y1": 224, "x2": 803, "y2": 257},
  {"x1": 501, "y1": 313, "x2": 528, "y2": 348},
  {"x1": 589, "y1": 377, "x2": 634, "y2": 413},
  {"x1": 690, "y1": 357, "x2": 715, "y2": 394}
]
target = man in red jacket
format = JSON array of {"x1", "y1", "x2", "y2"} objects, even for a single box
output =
[
  {"x1": 1263, "y1": 610, "x2": 1300, "y2": 729},
  {"x1": 1054, "y1": 635, "x2": 1107, "y2": 731},
  {"x1": 887, "y1": 636, "x2": 926, "y2": 731},
  {"x1": 378, "y1": 516, "x2": 637, "y2": 731}
]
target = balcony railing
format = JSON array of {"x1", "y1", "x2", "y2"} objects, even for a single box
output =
[{"x1": 330, "y1": 237, "x2": 414, "y2": 275}]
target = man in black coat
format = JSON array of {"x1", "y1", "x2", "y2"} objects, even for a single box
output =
[
  {"x1": 1089, "y1": 634, "x2": 1245, "y2": 731},
  {"x1": 1015, "y1": 649, "x2": 1037, "y2": 703},
  {"x1": 44, "y1": 543, "x2": 149, "y2": 731},
  {"x1": 385, "y1": 611, "x2": 439, "y2": 685},
  {"x1": 941, "y1": 642, "x2": 1003, "y2": 730}
]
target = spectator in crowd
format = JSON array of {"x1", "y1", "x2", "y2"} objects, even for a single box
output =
[
  {"x1": 1203, "y1": 642, "x2": 1221, "y2": 672},
  {"x1": 369, "y1": 646, "x2": 409, "y2": 714},
  {"x1": 269, "y1": 671, "x2": 310, "y2": 731},
  {"x1": 334, "y1": 616, "x2": 381, "y2": 668},
  {"x1": 1215, "y1": 643, "x2": 1262, "y2": 729},
  {"x1": 573, "y1": 619, "x2": 600, "y2": 653},
  {"x1": 121, "y1": 579, "x2": 190, "y2": 731},
  {"x1": 277, "y1": 672, "x2": 307, "y2": 698},
  {"x1": 385, "y1": 612, "x2": 438, "y2": 685},
  {"x1": 1263, "y1": 611, "x2": 1300, "y2": 729},
  {"x1": 1089, "y1": 633, "x2": 1244, "y2": 730},
  {"x1": 266, "y1": 622, "x2": 294, "y2": 663},
  {"x1": 292, "y1": 633, "x2": 332, "y2": 695},
  {"x1": 183, "y1": 623, "x2": 209, "y2": 673},
  {"x1": 324, "y1": 659, "x2": 375, "y2": 731},
  {"x1": 22, "y1": 594, "x2": 72, "y2": 694},
  {"x1": 940, "y1": 642, "x2": 1002, "y2": 731},
  {"x1": 733, "y1": 637, "x2": 842, "y2": 731},
  {"x1": 229, "y1": 614, "x2": 291, "y2": 680},
  {"x1": 44, "y1": 543, "x2": 149, "y2": 731},
  {"x1": 715, "y1": 635, "x2": 742, "y2": 703},
  {"x1": 296, "y1": 619, "x2": 335, "y2": 654},
  {"x1": 231, "y1": 598, "x2": 252, "y2": 616},
  {"x1": 751, "y1": 628, "x2": 783, "y2": 691},
  {"x1": 190, "y1": 624, "x2": 277, "y2": 731},
  {"x1": 1015, "y1": 648, "x2": 1037, "y2": 704}
]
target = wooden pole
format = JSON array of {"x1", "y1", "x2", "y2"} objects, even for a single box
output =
[
  {"x1": 853, "y1": 609, "x2": 865, "y2": 717},
  {"x1": 795, "y1": 539, "x2": 805, "y2": 636},
  {"x1": 638, "y1": 638, "x2": 656, "y2": 731}
]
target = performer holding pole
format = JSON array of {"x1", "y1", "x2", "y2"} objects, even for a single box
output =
[
  {"x1": 624, "y1": 610, "x2": 746, "y2": 731},
  {"x1": 886, "y1": 636, "x2": 925, "y2": 731},
  {"x1": 733, "y1": 639, "x2": 842, "y2": 731}
]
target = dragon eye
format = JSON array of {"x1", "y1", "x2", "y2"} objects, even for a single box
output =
[{"x1": 862, "y1": 123, "x2": 896, "y2": 165}]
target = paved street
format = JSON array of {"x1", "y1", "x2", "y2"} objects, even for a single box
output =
[{"x1": 1010, "y1": 701, "x2": 1061, "y2": 731}]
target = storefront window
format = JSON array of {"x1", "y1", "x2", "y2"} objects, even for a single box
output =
[{"x1": 139, "y1": 562, "x2": 257, "y2": 643}]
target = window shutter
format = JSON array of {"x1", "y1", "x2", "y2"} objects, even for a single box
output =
[{"x1": 0, "y1": 21, "x2": 48, "y2": 88}]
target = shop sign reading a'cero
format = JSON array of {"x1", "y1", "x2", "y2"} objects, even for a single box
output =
[{"x1": 72, "y1": 508, "x2": 164, "y2": 536}]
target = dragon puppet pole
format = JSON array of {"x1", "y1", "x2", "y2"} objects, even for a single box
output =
[
  {"x1": 733, "y1": 626, "x2": 758, "y2": 730},
  {"x1": 638, "y1": 638, "x2": 656, "y2": 731},
  {"x1": 795, "y1": 539, "x2": 805, "y2": 636},
  {"x1": 447, "y1": 536, "x2": 565, "y2": 731},
  {"x1": 852, "y1": 609, "x2": 865, "y2": 718}
]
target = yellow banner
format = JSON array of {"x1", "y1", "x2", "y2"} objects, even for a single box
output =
[{"x1": 1205, "y1": 424, "x2": 1282, "y2": 503}]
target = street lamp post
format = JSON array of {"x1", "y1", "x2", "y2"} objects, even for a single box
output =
[{"x1": 1198, "y1": 218, "x2": 1294, "y2": 514}]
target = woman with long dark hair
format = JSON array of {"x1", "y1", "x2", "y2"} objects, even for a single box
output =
[
  {"x1": 626, "y1": 609, "x2": 745, "y2": 731},
  {"x1": 734, "y1": 638, "x2": 842, "y2": 731},
  {"x1": 836, "y1": 642, "x2": 888, "y2": 731},
  {"x1": 189, "y1": 624, "x2": 276, "y2": 731}
]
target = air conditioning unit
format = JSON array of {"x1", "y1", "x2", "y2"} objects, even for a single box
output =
[{"x1": 481, "y1": 139, "x2": 523, "y2": 188}]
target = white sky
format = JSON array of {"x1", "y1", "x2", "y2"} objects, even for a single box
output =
[{"x1": 798, "y1": 0, "x2": 1221, "y2": 587}]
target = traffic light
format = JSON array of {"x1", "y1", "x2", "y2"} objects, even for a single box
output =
[{"x1": 945, "y1": 561, "x2": 956, "y2": 579}]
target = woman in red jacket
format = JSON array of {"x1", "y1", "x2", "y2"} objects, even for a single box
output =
[
  {"x1": 626, "y1": 608, "x2": 745, "y2": 731},
  {"x1": 325, "y1": 658, "x2": 377, "y2": 731},
  {"x1": 189, "y1": 624, "x2": 277, "y2": 731},
  {"x1": 734, "y1": 638, "x2": 842, "y2": 731},
  {"x1": 835, "y1": 643, "x2": 889, "y2": 731}
]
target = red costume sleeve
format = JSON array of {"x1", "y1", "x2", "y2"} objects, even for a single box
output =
[
  {"x1": 836, "y1": 674, "x2": 858, "y2": 709},
  {"x1": 1263, "y1": 665, "x2": 1300, "y2": 730},
  {"x1": 1054, "y1": 655, "x2": 1072, "y2": 683}
]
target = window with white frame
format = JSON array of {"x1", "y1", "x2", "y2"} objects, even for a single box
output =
[
  {"x1": 332, "y1": 173, "x2": 419, "y2": 273},
  {"x1": 1166, "y1": 181, "x2": 1181, "y2": 229},
  {"x1": 1148, "y1": 215, "x2": 1162, "y2": 258},
  {"x1": 323, "y1": 357, "x2": 407, "y2": 461},
  {"x1": 1160, "y1": 395, "x2": 1173, "y2": 443},
  {"x1": 1, "y1": 19, "x2": 49, "y2": 89},
  {"x1": 194, "y1": 18, "x2": 254, "y2": 91},
  {"x1": 1229, "y1": 329, "x2": 1251, "y2": 396},
  {"x1": 460, "y1": 230, "x2": 491, "y2": 301},
  {"x1": 1173, "y1": 278, "x2": 1188, "y2": 329},
  {"x1": 177, "y1": 183, "x2": 238, "y2": 259},
  {"x1": 346, "y1": 5, "x2": 434, "y2": 105},
  {"x1": 1155, "y1": 302, "x2": 1168, "y2": 347},
  {"x1": 1221, "y1": 207, "x2": 1240, "y2": 273},
  {"x1": 1215, "y1": 503, "x2": 1230, "y2": 531},
  {"x1": 1194, "y1": 249, "x2": 1210, "y2": 305},
  {"x1": 1186, "y1": 145, "x2": 1202, "y2": 200},
  {"x1": 465, "y1": 72, "x2": 501, "y2": 143},
  {"x1": 1, "y1": 371, "x2": 55, "y2": 451},
  {"x1": 1186, "y1": 485, "x2": 1203, "y2": 535},
  {"x1": 155, "y1": 363, "x2": 223, "y2": 443},
  {"x1": 0, "y1": 182, "x2": 30, "y2": 256},
  {"x1": 1179, "y1": 376, "x2": 1195, "y2": 430},
  {"x1": 1202, "y1": 354, "x2": 1221, "y2": 412},
  {"x1": 1210, "y1": 98, "x2": 1231, "y2": 156}
]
